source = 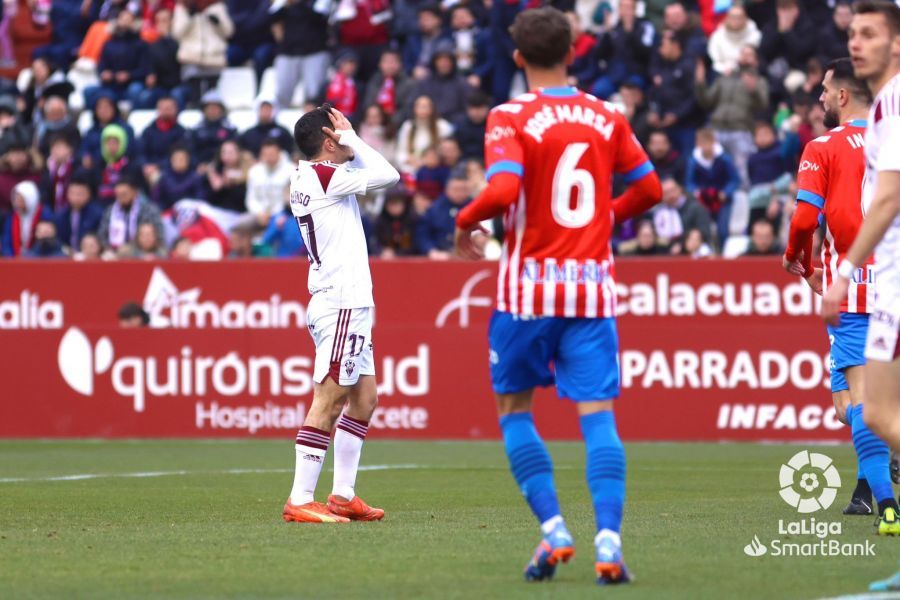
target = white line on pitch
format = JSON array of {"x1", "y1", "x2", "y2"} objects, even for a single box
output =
[{"x1": 0, "y1": 464, "x2": 423, "y2": 484}]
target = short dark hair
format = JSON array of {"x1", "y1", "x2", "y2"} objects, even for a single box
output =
[
  {"x1": 853, "y1": 0, "x2": 900, "y2": 34},
  {"x1": 826, "y1": 57, "x2": 874, "y2": 103},
  {"x1": 69, "y1": 170, "x2": 94, "y2": 193},
  {"x1": 293, "y1": 104, "x2": 334, "y2": 159},
  {"x1": 118, "y1": 302, "x2": 150, "y2": 325},
  {"x1": 467, "y1": 90, "x2": 491, "y2": 108},
  {"x1": 509, "y1": 7, "x2": 573, "y2": 69},
  {"x1": 260, "y1": 138, "x2": 282, "y2": 152}
]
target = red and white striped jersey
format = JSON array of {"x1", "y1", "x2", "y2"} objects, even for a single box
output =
[
  {"x1": 795, "y1": 120, "x2": 874, "y2": 313},
  {"x1": 483, "y1": 87, "x2": 652, "y2": 318}
]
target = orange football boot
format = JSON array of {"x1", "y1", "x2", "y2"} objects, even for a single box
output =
[
  {"x1": 283, "y1": 500, "x2": 350, "y2": 523},
  {"x1": 327, "y1": 495, "x2": 385, "y2": 521}
]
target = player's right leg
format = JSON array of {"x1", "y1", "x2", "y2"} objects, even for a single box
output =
[
  {"x1": 555, "y1": 317, "x2": 630, "y2": 585},
  {"x1": 828, "y1": 325, "x2": 874, "y2": 516},
  {"x1": 489, "y1": 311, "x2": 572, "y2": 581}
]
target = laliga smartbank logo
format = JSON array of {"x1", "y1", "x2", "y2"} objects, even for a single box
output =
[{"x1": 742, "y1": 450, "x2": 875, "y2": 559}]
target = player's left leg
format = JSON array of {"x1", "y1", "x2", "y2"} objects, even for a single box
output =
[
  {"x1": 555, "y1": 317, "x2": 630, "y2": 585},
  {"x1": 327, "y1": 374, "x2": 385, "y2": 521}
]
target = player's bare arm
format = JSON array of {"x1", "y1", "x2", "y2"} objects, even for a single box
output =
[{"x1": 823, "y1": 171, "x2": 900, "y2": 325}]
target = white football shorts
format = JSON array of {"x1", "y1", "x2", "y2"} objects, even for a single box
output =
[{"x1": 307, "y1": 295, "x2": 375, "y2": 386}]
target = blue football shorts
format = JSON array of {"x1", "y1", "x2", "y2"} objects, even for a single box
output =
[
  {"x1": 826, "y1": 312, "x2": 869, "y2": 393},
  {"x1": 488, "y1": 310, "x2": 620, "y2": 401}
]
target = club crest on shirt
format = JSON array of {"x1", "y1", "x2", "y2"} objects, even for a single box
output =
[{"x1": 344, "y1": 359, "x2": 356, "y2": 377}]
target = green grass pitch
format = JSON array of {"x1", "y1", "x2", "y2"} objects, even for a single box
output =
[{"x1": 0, "y1": 440, "x2": 896, "y2": 599}]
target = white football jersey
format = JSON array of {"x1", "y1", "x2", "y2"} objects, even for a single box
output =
[
  {"x1": 289, "y1": 130, "x2": 400, "y2": 309},
  {"x1": 865, "y1": 73, "x2": 900, "y2": 281}
]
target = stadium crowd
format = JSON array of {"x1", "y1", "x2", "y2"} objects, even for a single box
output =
[{"x1": 0, "y1": 0, "x2": 849, "y2": 260}]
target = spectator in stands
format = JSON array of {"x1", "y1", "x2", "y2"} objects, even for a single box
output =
[
  {"x1": 80, "y1": 93, "x2": 135, "y2": 170},
  {"x1": 24, "y1": 219, "x2": 67, "y2": 258},
  {"x1": 589, "y1": 0, "x2": 656, "y2": 99},
  {"x1": 118, "y1": 302, "x2": 150, "y2": 327},
  {"x1": 415, "y1": 172, "x2": 471, "y2": 259},
  {"x1": 89, "y1": 9, "x2": 149, "y2": 107},
  {"x1": 453, "y1": 91, "x2": 489, "y2": 161},
  {"x1": 681, "y1": 228, "x2": 714, "y2": 258},
  {"x1": 654, "y1": 176, "x2": 713, "y2": 249},
  {"x1": 646, "y1": 130, "x2": 686, "y2": 184},
  {"x1": 1, "y1": 180, "x2": 45, "y2": 256},
  {"x1": 335, "y1": 0, "x2": 392, "y2": 83},
  {"x1": 818, "y1": 1, "x2": 852, "y2": 64},
  {"x1": 0, "y1": 96, "x2": 32, "y2": 157},
  {"x1": 403, "y1": 5, "x2": 449, "y2": 77},
  {"x1": 375, "y1": 187, "x2": 417, "y2": 258},
  {"x1": 663, "y1": 2, "x2": 707, "y2": 63},
  {"x1": 239, "y1": 100, "x2": 294, "y2": 156},
  {"x1": 261, "y1": 202, "x2": 305, "y2": 258},
  {"x1": 325, "y1": 52, "x2": 360, "y2": 120},
  {"x1": 245, "y1": 139, "x2": 293, "y2": 226},
  {"x1": 0, "y1": 144, "x2": 41, "y2": 214},
  {"x1": 759, "y1": 0, "x2": 816, "y2": 97},
  {"x1": 271, "y1": 0, "x2": 330, "y2": 109},
  {"x1": 415, "y1": 147, "x2": 449, "y2": 200},
  {"x1": 363, "y1": 49, "x2": 415, "y2": 126},
  {"x1": 118, "y1": 221, "x2": 167, "y2": 259},
  {"x1": 189, "y1": 90, "x2": 236, "y2": 167},
  {"x1": 74, "y1": 232, "x2": 103, "y2": 261},
  {"x1": 685, "y1": 128, "x2": 741, "y2": 248},
  {"x1": 95, "y1": 124, "x2": 137, "y2": 204},
  {"x1": 707, "y1": 4, "x2": 761, "y2": 75},
  {"x1": 228, "y1": 223, "x2": 271, "y2": 258},
  {"x1": 55, "y1": 172, "x2": 104, "y2": 251},
  {"x1": 171, "y1": 0, "x2": 234, "y2": 102},
  {"x1": 742, "y1": 218, "x2": 782, "y2": 256},
  {"x1": 448, "y1": 4, "x2": 490, "y2": 86},
  {"x1": 412, "y1": 41, "x2": 472, "y2": 124},
  {"x1": 35, "y1": 96, "x2": 80, "y2": 158},
  {"x1": 22, "y1": 58, "x2": 73, "y2": 125},
  {"x1": 224, "y1": 0, "x2": 275, "y2": 80},
  {"x1": 695, "y1": 45, "x2": 769, "y2": 185},
  {"x1": 439, "y1": 138, "x2": 462, "y2": 171},
  {"x1": 40, "y1": 135, "x2": 76, "y2": 213},
  {"x1": 153, "y1": 144, "x2": 206, "y2": 209},
  {"x1": 647, "y1": 29, "x2": 700, "y2": 157},
  {"x1": 566, "y1": 11, "x2": 598, "y2": 90},
  {"x1": 487, "y1": 0, "x2": 521, "y2": 103},
  {"x1": 170, "y1": 236, "x2": 193, "y2": 259},
  {"x1": 747, "y1": 121, "x2": 792, "y2": 228},
  {"x1": 396, "y1": 95, "x2": 454, "y2": 174},
  {"x1": 31, "y1": 0, "x2": 87, "y2": 69},
  {"x1": 358, "y1": 104, "x2": 396, "y2": 166},
  {"x1": 0, "y1": 1, "x2": 12, "y2": 70},
  {"x1": 98, "y1": 175, "x2": 163, "y2": 252},
  {"x1": 206, "y1": 139, "x2": 250, "y2": 212},
  {"x1": 619, "y1": 81, "x2": 651, "y2": 145},
  {"x1": 618, "y1": 219, "x2": 669, "y2": 256},
  {"x1": 138, "y1": 96, "x2": 187, "y2": 183},
  {"x1": 139, "y1": 8, "x2": 190, "y2": 109}
]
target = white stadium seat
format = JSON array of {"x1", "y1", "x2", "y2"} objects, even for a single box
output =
[
  {"x1": 77, "y1": 111, "x2": 94, "y2": 136},
  {"x1": 177, "y1": 109, "x2": 203, "y2": 130},
  {"x1": 722, "y1": 235, "x2": 750, "y2": 259},
  {"x1": 127, "y1": 109, "x2": 158, "y2": 138},
  {"x1": 256, "y1": 67, "x2": 277, "y2": 105},
  {"x1": 217, "y1": 67, "x2": 257, "y2": 110},
  {"x1": 16, "y1": 68, "x2": 33, "y2": 94},
  {"x1": 276, "y1": 109, "x2": 303, "y2": 133},
  {"x1": 228, "y1": 109, "x2": 257, "y2": 133}
]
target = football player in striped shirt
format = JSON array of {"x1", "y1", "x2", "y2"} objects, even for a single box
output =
[
  {"x1": 783, "y1": 58, "x2": 899, "y2": 522},
  {"x1": 454, "y1": 7, "x2": 661, "y2": 585}
]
